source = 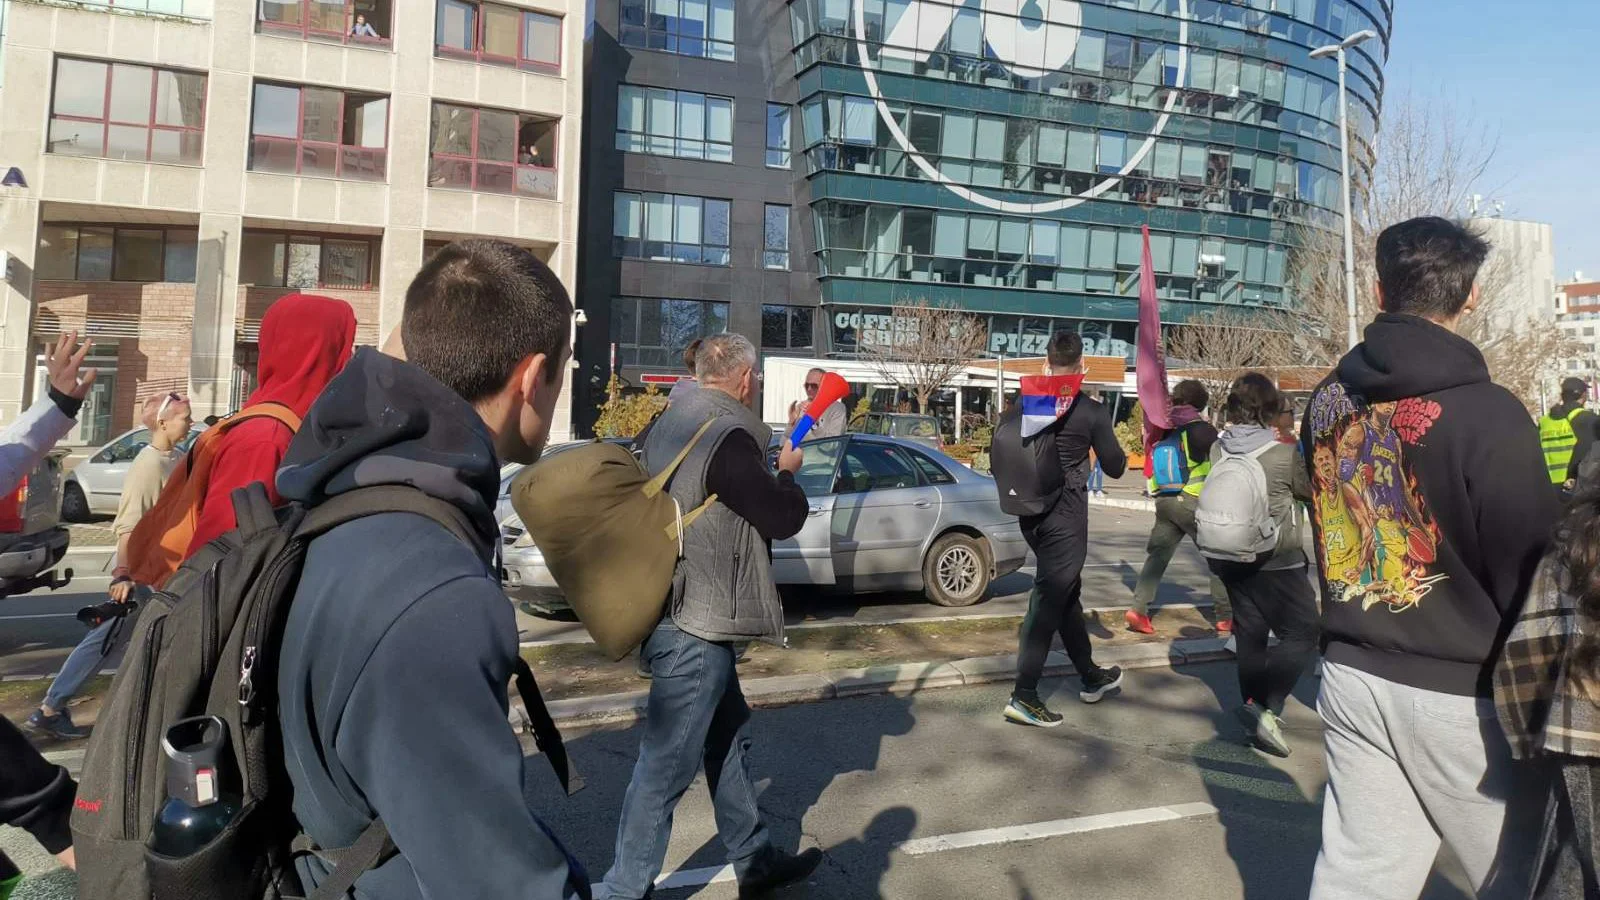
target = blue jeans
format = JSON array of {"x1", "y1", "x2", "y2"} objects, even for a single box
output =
[
  {"x1": 1087, "y1": 462, "x2": 1104, "y2": 493},
  {"x1": 600, "y1": 620, "x2": 769, "y2": 899},
  {"x1": 43, "y1": 600, "x2": 138, "y2": 712}
]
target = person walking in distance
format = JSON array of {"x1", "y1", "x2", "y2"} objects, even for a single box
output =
[
  {"x1": 1304, "y1": 217, "x2": 1559, "y2": 899},
  {"x1": 26, "y1": 392, "x2": 192, "y2": 740},
  {"x1": 601, "y1": 333, "x2": 821, "y2": 900},
  {"x1": 274, "y1": 241, "x2": 587, "y2": 897},
  {"x1": 1200, "y1": 374, "x2": 1317, "y2": 757},
  {"x1": 1127, "y1": 379, "x2": 1231, "y2": 635},
  {"x1": 1541, "y1": 377, "x2": 1597, "y2": 496},
  {"x1": 1001, "y1": 332, "x2": 1128, "y2": 727}
]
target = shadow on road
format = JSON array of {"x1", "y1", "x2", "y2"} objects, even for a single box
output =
[
  {"x1": 526, "y1": 671, "x2": 920, "y2": 899},
  {"x1": 1171, "y1": 661, "x2": 1473, "y2": 900}
]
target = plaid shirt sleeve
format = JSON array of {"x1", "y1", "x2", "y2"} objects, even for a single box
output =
[{"x1": 1495, "y1": 557, "x2": 1571, "y2": 760}]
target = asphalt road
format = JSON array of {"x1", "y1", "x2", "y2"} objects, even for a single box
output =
[
  {"x1": 1, "y1": 663, "x2": 1476, "y2": 900},
  {"x1": 526, "y1": 662, "x2": 1473, "y2": 899},
  {"x1": 0, "y1": 507, "x2": 1217, "y2": 679}
]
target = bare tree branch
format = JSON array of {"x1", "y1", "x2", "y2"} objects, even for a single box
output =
[
  {"x1": 858, "y1": 301, "x2": 988, "y2": 414},
  {"x1": 1166, "y1": 308, "x2": 1299, "y2": 421}
]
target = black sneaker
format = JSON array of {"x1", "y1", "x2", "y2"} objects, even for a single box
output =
[
  {"x1": 737, "y1": 847, "x2": 823, "y2": 898},
  {"x1": 1003, "y1": 695, "x2": 1064, "y2": 728},
  {"x1": 24, "y1": 708, "x2": 86, "y2": 739},
  {"x1": 1079, "y1": 666, "x2": 1123, "y2": 703}
]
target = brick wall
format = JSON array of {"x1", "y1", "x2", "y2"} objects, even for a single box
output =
[
  {"x1": 35, "y1": 281, "x2": 197, "y2": 435},
  {"x1": 236, "y1": 288, "x2": 382, "y2": 347}
]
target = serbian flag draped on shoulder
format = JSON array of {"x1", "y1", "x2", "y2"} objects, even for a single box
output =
[
  {"x1": 1019, "y1": 374, "x2": 1087, "y2": 439},
  {"x1": 991, "y1": 372, "x2": 1086, "y2": 517}
]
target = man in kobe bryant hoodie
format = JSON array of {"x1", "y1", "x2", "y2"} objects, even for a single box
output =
[{"x1": 1302, "y1": 217, "x2": 1558, "y2": 899}]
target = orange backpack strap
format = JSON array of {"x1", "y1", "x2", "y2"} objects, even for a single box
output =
[{"x1": 127, "y1": 402, "x2": 304, "y2": 587}]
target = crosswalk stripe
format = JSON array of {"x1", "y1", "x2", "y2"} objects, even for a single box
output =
[{"x1": 895, "y1": 802, "x2": 1219, "y2": 856}]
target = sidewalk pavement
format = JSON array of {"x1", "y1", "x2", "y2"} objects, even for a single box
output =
[{"x1": 511, "y1": 634, "x2": 1233, "y2": 740}]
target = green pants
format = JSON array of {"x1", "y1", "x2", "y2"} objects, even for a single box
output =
[{"x1": 1132, "y1": 495, "x2": 1231, "y2": 620}]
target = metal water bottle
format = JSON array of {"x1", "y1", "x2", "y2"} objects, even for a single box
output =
[{"x1": 148, "y1": 716, "x2": 241, "y2": 857}]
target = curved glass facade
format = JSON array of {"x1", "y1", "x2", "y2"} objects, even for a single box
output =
[{"x1": 788, "y1": 0, "x2": 1392, "y2": 353}]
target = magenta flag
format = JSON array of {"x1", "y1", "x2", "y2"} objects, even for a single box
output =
[{"x1": 1137, "y1": 224, "x2": 1172, "y2": 452}]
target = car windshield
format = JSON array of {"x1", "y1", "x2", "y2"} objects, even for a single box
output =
[{"x1": 890, "y1": 417, "x2": 939, "y2": 439}]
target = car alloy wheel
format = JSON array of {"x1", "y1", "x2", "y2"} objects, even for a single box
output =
[
  {"x1": 923, "y1": 532, "x2": 989, "y2": 607},
  {"x1": 61, "y1": 482, "x2": 89, "y2": 523}
]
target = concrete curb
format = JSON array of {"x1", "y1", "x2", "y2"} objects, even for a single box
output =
[{"x1": 514, "y1": 636, "x2": 1234, "y2": 736}]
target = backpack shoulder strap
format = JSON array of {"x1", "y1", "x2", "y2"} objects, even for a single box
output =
[
  {"x1": 293, "y1": 485, "x2": 478, "y2": 547},
  {"x1": 229, "y1": 483, "x2": 282, "y2": 541},
  {"x1": 1243, "y1": 442, "x2": 1277, "y2": 461},
  {"x1": 303, "y1": 820, "x2": 395, "y2": 900},
  {"x1": 513, "y1": 656, "x2": 582, "y2": 796},
  {"x1": 223, "y1": 401, "x2": 303, "y2": 434}
]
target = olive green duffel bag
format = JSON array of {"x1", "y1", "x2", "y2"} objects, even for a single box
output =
[{"x1": 509, "y1": 420, "x2": 717, "y2": 660}]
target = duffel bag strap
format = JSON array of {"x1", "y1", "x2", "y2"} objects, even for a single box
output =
[
  {"x1": 641, "y1": 417, "x2": 720, "y2": 499},
  {"x1": 513, "y1": 657, "x2": 584, "y2": 796},
  {"x1": 296, "y1": 819, "x2": 395, "y2": 900}
]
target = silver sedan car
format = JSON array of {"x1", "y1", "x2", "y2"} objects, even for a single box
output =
[{"x1": 498, "y1": 433, "x2": 1028, "y2": 610}]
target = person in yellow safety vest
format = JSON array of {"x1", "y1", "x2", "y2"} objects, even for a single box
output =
[
  {"x1": 1540, "y1": 377, "x2": 1597, "y2": 490},
  {"x1": 1127, "y1": 380, "x2": 1233, "y2": 636}
]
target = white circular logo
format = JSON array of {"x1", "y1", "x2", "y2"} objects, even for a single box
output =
[{"x1": 852, "y1": 0, "x2": 1191, "y2": 215}]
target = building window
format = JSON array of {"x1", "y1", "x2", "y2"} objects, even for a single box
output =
[
  {"x1": 761, "y1": 305, "x2": 813, "y2": 350},
  {"x1": 258, "y1": 0, "x2": 392, "y2": 44},
  {"x1": 239, "y1": 231, "x2": 378, "y2": 289},
  {"x1": 764, "y1": 205, "x2": 790, "y2": 270},
  {"x1": 610, "y1": 297, "x2": 730, "y2": 368},
  {"x1": 612, "y1": 192, "x2": 730, "y2": 266},
  {"x1": 436, "y1": 0, "x2": 561, "y2": 71},
  {"x1": 48, "y1": 58, "x2": 206, "y2": 164},
  {"x1": 766, "y1": 103, "x2": 792, "y2": 168},
  {"x1": 616, "y1": 86, "x2": 733, "y2": 163},
  {"x1": 429, "y1": 103, "x2": 558, "y2": 199},
  {"x1": 249, "y1": 82, "x2": 389, "y2": 181},
  {"x1": 37, "y1": 224, "x2": 198, "y2": 283},
  {"x1": 619, "y1": 0, "x2": 734, "y2": 60}
]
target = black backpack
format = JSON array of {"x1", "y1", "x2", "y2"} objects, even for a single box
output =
[
  {"x1": 990, "y1": 404, "x2": 1073, "y2": 517},
  {"x1": 71, "y1": 483, "x2": 579, "y2": 900}
]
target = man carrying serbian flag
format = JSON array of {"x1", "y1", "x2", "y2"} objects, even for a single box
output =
[
  {"x1": 989, "y1": 332, "x2": 1128, "y2": 728},
  {"x1": 1126, "y1": 225, "x2": 1232, "y2": 637}
]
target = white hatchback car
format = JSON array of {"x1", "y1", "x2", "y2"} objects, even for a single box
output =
[{"x1": 62, "y1": 426, "x2": 203, "y2": 521}]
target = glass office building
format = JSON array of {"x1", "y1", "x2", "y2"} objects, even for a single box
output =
[
  {"x1": 578, "y1": 0, "x2": 1391, "y2": 430},
  {"x1": 789, "y1": 0, "x2": 1390, "y2": 360}
]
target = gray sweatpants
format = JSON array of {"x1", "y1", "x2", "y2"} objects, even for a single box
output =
[{"x1": 1311, "y1": 660, "x2": 1549, "y2": 900}]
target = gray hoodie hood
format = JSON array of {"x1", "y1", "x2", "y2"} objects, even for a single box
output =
[{"x1": 1219, "y1": 424, "x2": 1279, "y2": 455}]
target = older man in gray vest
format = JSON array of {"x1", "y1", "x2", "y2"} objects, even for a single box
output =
[{"x1": 600, "y1": 333, "x2": 821, "y2": 900}]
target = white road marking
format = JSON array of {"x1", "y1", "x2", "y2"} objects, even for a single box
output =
[
  {"x1": 594, "y1": 802, "x2": 1220, "y2": 893},
  {"x1": 895, "y1": 802, "x2": 1218, "y2": 856},
  {"x1": 0, "y1": 613, "x2": 80, "y2": 620}
]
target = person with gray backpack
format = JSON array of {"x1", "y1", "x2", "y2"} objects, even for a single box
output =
[{"x1": 1195, "y1": 372, "x2": 1316, "y2": 758}]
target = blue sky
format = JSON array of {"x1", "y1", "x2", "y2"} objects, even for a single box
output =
[{"x1": 1383, "y1": 0, "x2": 1599, "y2": 282}]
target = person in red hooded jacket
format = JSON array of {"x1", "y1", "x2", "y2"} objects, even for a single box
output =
[{"x1": 186, "y1": 293, "x2": 356, "y2": 554}]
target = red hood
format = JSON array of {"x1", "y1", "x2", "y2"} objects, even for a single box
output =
[{"x1": 249, "y1": 294, "x2": 357, "y2": 416}]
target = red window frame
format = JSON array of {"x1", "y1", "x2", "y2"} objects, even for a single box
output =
[
  {"x1": 47, "y1": 58, "x2": 207, "y2": 164},
  {"x1": 257, "y1": 0, "x2": 393, "y2": 47},
  {"x1": 248, "y1": 81, "x2": 390, "y2": 182},
  {"x1": 239, "y1": 230, "x2": 380, "y2": 290},
  {"x1": 435, "y1": 0, "x2": 562, "y2": 73},
  {"x1": 427, "y1": 102, "x2": 559, "y2": 200}
]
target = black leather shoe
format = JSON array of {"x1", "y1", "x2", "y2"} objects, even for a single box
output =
[{"x1": 737, "y1": 847, "x2": 823, "y2": 898}]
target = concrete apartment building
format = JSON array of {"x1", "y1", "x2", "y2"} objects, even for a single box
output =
[
  {"x1": 0, "y1": 0, "x2": 583, "y2": 447},
  {"x1": 1556, "y1": 276, "x2": 1600, "y2": 385}
]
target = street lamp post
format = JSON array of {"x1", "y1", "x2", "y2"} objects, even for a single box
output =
[{"x1": 1310, "y1": 29, "x2": 1377, "y2": 350}]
